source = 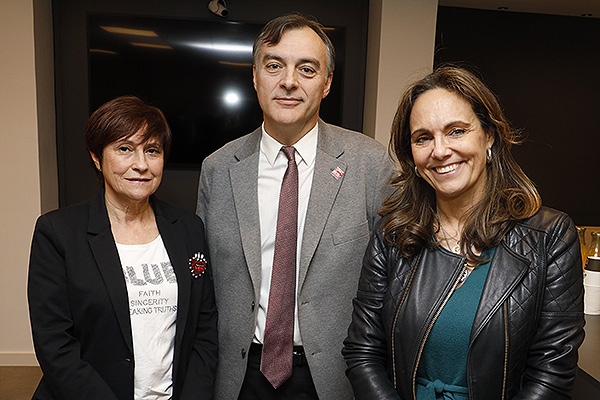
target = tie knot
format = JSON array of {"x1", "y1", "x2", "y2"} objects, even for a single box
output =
[{"x1": 281, "y1": 146, "x2": 296, "y2": 162}]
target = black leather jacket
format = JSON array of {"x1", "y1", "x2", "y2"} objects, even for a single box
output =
[{"x1": 343, "y1": 207, "x2": 584, "y2": 400}]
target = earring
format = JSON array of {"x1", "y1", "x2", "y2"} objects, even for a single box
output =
[
  {"x1": 486, "y1": 148, "x2": 492, "y2": 163},
  {"x1": 414, "y1": 166, "x2": 421, "y2": 178}
]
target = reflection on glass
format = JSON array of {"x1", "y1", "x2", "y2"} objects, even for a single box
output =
[
  {"x1": 88, "y1": 14, "x2": 345, "y2": 168},
  {"x1": 186, "y1": 42, "x2": 253, "y2": 53},
  {"x1": 224, "y1": 91, "x2": 240, "y2": 106}
]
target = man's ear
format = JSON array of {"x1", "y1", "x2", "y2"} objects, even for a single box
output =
[{"x1": 322, "y1": 72, "x2": 333, "y2": 99}]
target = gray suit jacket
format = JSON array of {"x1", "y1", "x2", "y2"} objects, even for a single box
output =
[{"x1": 197, "y1": 121, "x2": 393, "y2": 399}]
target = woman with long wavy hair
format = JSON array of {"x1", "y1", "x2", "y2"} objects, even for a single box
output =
[{"x1": 343, "y1": 66, "x2": 584, "y2": 400}]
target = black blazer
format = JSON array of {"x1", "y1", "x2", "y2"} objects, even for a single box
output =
[{"x1": 28, "y1": 192, "x2": 218, "y2": 400}]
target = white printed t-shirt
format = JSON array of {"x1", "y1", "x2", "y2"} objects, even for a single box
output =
[{"x1": 117, "y1": 235, "x2": 178, "y2": 400}]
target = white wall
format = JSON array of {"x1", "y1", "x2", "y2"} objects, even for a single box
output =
[
  {"x1": 365, "y1": 0, "x2": 438, "y2": 146},
  {"x1": 0, "y1": 0, "x2": 437, "y2": 365},
  {"x1": 0, "y1": 0, "x2": 41, "y2": 365}
]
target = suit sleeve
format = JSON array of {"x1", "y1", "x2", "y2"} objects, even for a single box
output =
[
  {"x1": 28, "y1": 215, "x2": 120, "y2": 399},
  {"x1": 512, "y1": 214, "x2": 585, "y2": 399},
  {"x1": 343, "y1": 230, "x2": 403, "y2": 400},
  {"x1": 366, "y1": 149, "x2": 394, "y2": 231},
  {"x1": 196, "y1": 157, "x2": 212, "y2": 221}
]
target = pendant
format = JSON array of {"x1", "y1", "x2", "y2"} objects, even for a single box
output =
[{"x1": 458, "y1": 264, "x2": 470, "y2": 284}]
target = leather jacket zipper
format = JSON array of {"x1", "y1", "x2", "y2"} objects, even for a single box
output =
[
  {"x1": 391, "y1": 251, "x2": 422, "y2": 389},
  {"x1": 501, "y1": 302, "x2": 509, "y2": 400},
  {"x1": 410, "y1": 260, "x2": 469, "y2": 399}
]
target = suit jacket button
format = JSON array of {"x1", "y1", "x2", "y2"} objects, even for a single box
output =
[
  {"x1": 241, "y1": 349, "x2": 247, "y2": 359},
  {"x1": 251, "y1": 301, "x2": 255, "y2": 311}
]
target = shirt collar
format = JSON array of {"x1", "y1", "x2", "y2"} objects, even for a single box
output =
[{"x1": 260, "y1": 122, "x2": 318, "y2": 167}]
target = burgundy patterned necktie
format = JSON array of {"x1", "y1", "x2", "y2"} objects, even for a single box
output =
[{"x1": 260, "y1": 146, "x2": 298, "y2": 388}]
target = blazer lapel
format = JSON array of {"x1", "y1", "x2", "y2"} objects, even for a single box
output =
[
  {"x1": 87, "y1": 192, "x2": 133, "y2": 352},
  {"x1": 153, "y1": 198, "x2": 191, "y2": 375},
  {"x1": 471, "y1": 242, "x2": 530, "y2": 341},
  {"x1": 230, "y1": 129, "x2": 262, "y2": 296},
  {"x1": 298, "y1": 122, "x2": 346, "y2": 290}
]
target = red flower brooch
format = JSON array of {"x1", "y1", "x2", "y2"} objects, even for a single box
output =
[{"x1": 189, "y1": 252, "x2": 207, "y2": 279}]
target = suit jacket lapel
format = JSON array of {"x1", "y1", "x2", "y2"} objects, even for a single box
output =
[
  {"x1": 230, "y1": 129, "x2": 262, "y2": 295},
  {"x1": 87, "y1": 192, "x2": 133, "y2": 352},
  {"x1": 153, "y1": 198, "x2": 191, "y2": 376},
  {"x1": 471, "y1": 242, "x2": 529, "y2": 340},
  {"x1": 298, "y1": 122, "x2": 346, "y2": 290}
]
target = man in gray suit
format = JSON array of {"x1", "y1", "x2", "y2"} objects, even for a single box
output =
[{"x1": 197, "y1": 13, "x2": 392, "y2": 400}]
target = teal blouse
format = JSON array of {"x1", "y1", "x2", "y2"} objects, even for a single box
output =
[{"x1": 415, "y1": 247, "x2": 496, "y2": 400}]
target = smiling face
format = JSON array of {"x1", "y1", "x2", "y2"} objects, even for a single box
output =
[
  {"x1": 91, "y1": 129, "x2": 164, "y2": 207},
  {"x1": 410, "y1": 88, "x2": 494, "y2": 205},
  {"x1": 253, "y1": 27, "x2": 332, "y2": 144}
]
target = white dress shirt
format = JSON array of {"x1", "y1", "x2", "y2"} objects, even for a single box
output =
[{"x1": 254, "y1": 123, "x2": 318, "y2": 346}]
